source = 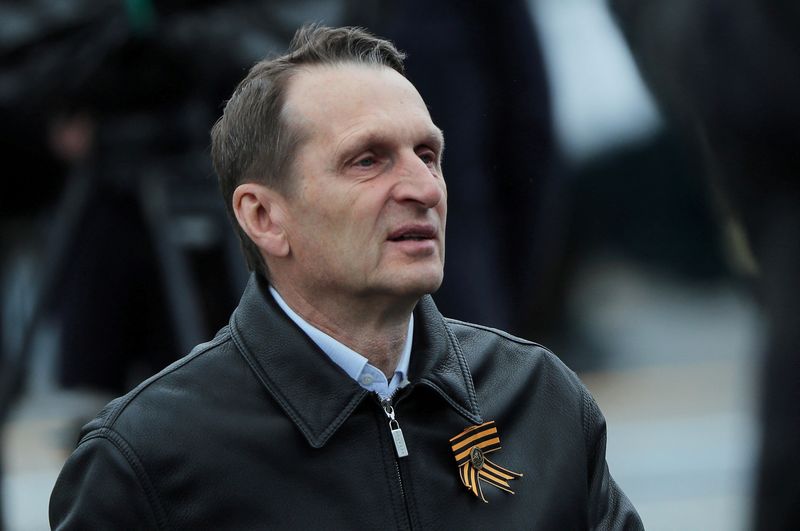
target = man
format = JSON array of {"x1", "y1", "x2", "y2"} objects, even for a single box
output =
[{"x1": 50, "y1": 25, "x2": 642, "y2": 529}]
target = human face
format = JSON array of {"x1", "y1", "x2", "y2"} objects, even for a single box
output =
[{"x1": 277, "y1": 64, "x2": 447, "y2": 307}]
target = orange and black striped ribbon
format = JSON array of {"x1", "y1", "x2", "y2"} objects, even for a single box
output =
[{"x1": 449, "y1": 421, "x2": 522, "y2": 503}]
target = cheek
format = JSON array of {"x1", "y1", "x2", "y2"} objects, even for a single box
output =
[
  {"x1": 310, "y1": 205, "x2": 375, "y2": 259},
  {"x1": 437, "y1": 198, "x2": 448, "y2": 225},
  {"x1": 343, "y1": 192, "x2": 386, "y2": 235},
  {"x1": 437, "y1": 181, "x2": 448, "y2": 211}
]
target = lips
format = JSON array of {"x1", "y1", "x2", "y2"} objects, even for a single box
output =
[{"x1": 387, "y1": 224, "x2": 438, "y2": 242}]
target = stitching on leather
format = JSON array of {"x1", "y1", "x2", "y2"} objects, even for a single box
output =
[
  {"x1": 229, "y1": 310, "x2": 318, "y2": 445},
  {"x1": 444, "y1": 318, "x2": 543, "y2": 348},
  {"x1": 417, "y1": 379, "x2": 481, "y2": 424},
  {"x1": 103, "y1": 329, "x2": 231, "y2": 427},
  {"x1": 581, "y1": 385, "x2": 592, "y2": 457},
  {"x1": 230, "y1": 308, "x2": 376, "y2": 448},
  {"x1": 581, "y1": 386, "x2": 604, "y2": 467},
  {"x1": 441, "y1": 317, "x2": 482, "y2": 420},
  {"x1": 80, "y1": 428, "x2": 170, "y2": 530},
  {"x1": 581, "y1": 388, "x2": 589, "y2": 456},
  {"x1": 316, "y1": 390, "x2": 369, "y2": 446},
  {"x1": 604, "y1": 476, "x2": 619, "y2": 531}
]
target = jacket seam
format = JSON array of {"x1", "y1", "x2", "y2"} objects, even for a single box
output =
[
  {"x1": 230, "y1": 308, "x2": 366, "y2": 447},
  {"x1": 103, "y1": 330, "x2": 232, "y2": 427},
  {"x1": 581, "y1": 385, "x2": 604, "y2": 476},
  {"x1": 229, "y1": 317, "x2": 314, "y2": 440},
  {"x1": 445, "y1": 318, "x2": 545, "y2": 348},
  {"x1": 581, "y1": 385, "x2": 616, "y2": 530},
  {"x1": 317, "y1": 391, "x2": 368, "y2": 446},
  {"x1": 581, "y1": 385, "x2": 593, "y2": 462},
  {"x1": 441, "y1": 317, "x2": 482, "y2": 420},
  {"x1": 418, "y1": 379, "x2": 481, "y2": 424},
  {"x1": 80, "y1": 427, "x2": 169, "y2": 530}
]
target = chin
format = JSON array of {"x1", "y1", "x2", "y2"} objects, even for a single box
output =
[{"x1": 390, "y1": 269, "x2": 444, "y2": 298}]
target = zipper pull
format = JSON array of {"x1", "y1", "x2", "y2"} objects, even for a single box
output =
[{"x1": 381, "y1": 399, "x2": 409, "y2": 458}]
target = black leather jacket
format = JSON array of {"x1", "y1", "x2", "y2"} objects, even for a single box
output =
[{"x1": 50, "y1": 275, "x2": 643, "y2": 530}]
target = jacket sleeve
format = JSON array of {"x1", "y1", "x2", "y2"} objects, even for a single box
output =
[
  {"x1": 49, "y1": 429, "x2": 164, "y2": 530},
  {"x1": 582, "y1": 386, "x2": 644, "y2": 530}
]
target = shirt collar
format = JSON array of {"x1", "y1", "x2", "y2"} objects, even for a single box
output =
[
  {"x1": 268, "y1": 286, "x2": 412, "y2": 396},
  {"x1": 230, "y1": 274, "x2": 482, "y2": 448}
]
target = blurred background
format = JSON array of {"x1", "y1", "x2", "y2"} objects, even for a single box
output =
[{"x1": 2, "y1": 0, "x2": 797, "y2": 529}]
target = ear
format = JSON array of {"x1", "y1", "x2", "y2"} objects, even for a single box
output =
[{"x1": 232, "y1": 183, "x2": 290, "y2": 258}]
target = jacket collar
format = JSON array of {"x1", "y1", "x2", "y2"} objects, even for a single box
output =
[{"x1": 230, "y1": 274, "x2": 482, "y2": 448}]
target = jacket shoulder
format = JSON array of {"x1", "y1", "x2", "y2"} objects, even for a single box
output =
[
  {"x1": 52, "y1": 328, "x2": 236, "y2": 530},
  {"x1": 444, "y1": 318, "x2": 576, "y2": 378},
  {"x1": 444, "y1": 318, "x2": 587, "y2": 416},
  {"x1": 445, "y1": 318, "x2": 548, "y2": 347},
  {"x1": 80, "y1": 326, "x2": 235, "y2": 437}
]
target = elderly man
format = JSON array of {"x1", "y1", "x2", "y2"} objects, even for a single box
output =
[{"x1": 50, "y1": 25, "x2": 642, "y2": 529}]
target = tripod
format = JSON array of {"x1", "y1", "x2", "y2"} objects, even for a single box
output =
[{"x1": 0, "y1": 105, "x2": 248, "y2": 529}]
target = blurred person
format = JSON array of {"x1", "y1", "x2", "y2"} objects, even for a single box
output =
[
  {"x1": 41, "y1": 0, "x2": 272, "y2": 395},
  {"x1": 609, "y1": 1, "x2": 800, "y2": 529},
  {"x1": 1, "y1": 8, "x2": 81, "y2": 527},
  {"x1": 0, "y1": 4, "x2": 327, "y2": 527},
  {"x1": 0, "y1": 0, "x2": 329, "y2": 397},
  {"x1": 49, "y1": 25, "x2": 642, "y2": 529}
]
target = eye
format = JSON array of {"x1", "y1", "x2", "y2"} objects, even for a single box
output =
[
  {"x1": 345, "y1": 149, "x2": 388, "y2": 176},
  {"x1": 356, "y1": 157, "x2": 373, "y2": 167},
  {"x1": 418, "y1": 150, "x2": 438, "y2": 167}
]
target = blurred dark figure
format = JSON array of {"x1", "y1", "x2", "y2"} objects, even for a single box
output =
[
  {"x1": 352, "y1": 0, "x2": 562, "y2": 337},
  {"x1": 1, "y1": 2, "x2": 337, "y2": 527},
  {"x1": 569, "y1": 129, "x2": 729, "y2": 282},
  {"x1": 0, "y1": 0, "x2": 329, "y2": 394},
  {"x1": 1, "y1": 6, "x2": 76, "y2": 529},
  {"x1": 609, "y1": 1, "x2": 800, "y2": 528},
  {"x1": 0, "y1": 0, "x2": 242, "y2": 396}
]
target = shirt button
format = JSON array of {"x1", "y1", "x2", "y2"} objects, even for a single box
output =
[{"x1": 360, "y1": 374, "x2": 374, "y2": 386}]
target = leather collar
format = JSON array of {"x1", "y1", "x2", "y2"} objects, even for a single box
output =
[{"x1": 230, "y1": 274, "x2": 482, "y2": 448}]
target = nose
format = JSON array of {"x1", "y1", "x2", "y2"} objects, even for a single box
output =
[{"x1": 391, "y1": 152, "x2": 445, "y2": 209}]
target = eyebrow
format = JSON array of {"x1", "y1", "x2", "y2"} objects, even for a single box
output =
[
  {"x1": 335, "y1": 127, "x2": 445, "y2": 162},
  {"x1": 432, "y1": 128, "x2": 446, "y2": 156},
  {"x1": 428, "y1": 128, "x2": 446, "y2": 153}
]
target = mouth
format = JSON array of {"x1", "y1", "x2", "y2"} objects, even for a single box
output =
[{"x1": 387, "y1": 224, "x2": 438, "y2": 242}]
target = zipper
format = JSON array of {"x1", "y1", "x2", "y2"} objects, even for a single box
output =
[
  {"x1": 381, "y1": 396, "x2": 408, "y2": 458},
  {"x1": 378, "y1": 393, "x2": 414, "y2": 530}
]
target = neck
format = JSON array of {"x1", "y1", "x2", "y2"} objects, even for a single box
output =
[{"x1": 271, "y1": 281, "x2": 415, "y2": 377}]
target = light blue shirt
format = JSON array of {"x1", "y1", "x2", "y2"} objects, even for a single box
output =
[{"x1": 269, "y1": 287, "x2": 412, "y2": 399}]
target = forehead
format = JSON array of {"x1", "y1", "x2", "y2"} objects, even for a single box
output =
[{"x1": 282, "y1": 63, "x2": 440, "y2": 148}]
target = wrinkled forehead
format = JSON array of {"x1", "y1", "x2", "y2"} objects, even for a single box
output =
[{"x1": 281, "y1": 63, "x2": 438, "y2": 145}]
